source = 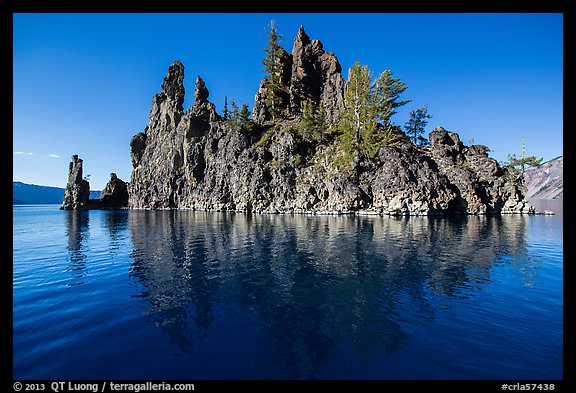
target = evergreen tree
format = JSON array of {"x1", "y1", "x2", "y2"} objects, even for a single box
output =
[
  {"x1": 371, "y1": 69, "x2": 410, "y2": 126},
  {"x1": 261, "y1": 20, "x2": 285, "y2": 121},
  {"x1": 222, "y1": 96, "x2": 230, "y2": 120},
  {"x1": 230, "y1": 99, "x2": 240, "y2": 123},
  {"x1": 404, "y1": 104, "x2": 432, "y2": 146},
  {"x1": 239, "y1": 104, "x2": 251, "y2": 124},
  {"x1": 336, "y1": 61, "x2": 409, "y2": 174},
  {"x1": 299, "y1": 99, "x2": 316, "y2": 141},
  {"x1": 298, "y1": 99, "x2": 327, "y2": 143},
  {"x1": 338, "y1": 61, "x2": 374, "y2": 168},
  {"x1": 507, "y1": 138, "x2": 543, "y2": 177}
]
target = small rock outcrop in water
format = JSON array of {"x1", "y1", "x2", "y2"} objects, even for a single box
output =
[
  {"x1": 99, "y1": 173, "x2": 129, "y2": 208},
  {"x1": 64, "y1": 25, "x2": 534, "y2": 215},
  {"x1": 61, "y1": 156, "x2": 128, "y2": 210},
  {"x1": 61, "y1": 155, "x2": 91, "y2": 210}
]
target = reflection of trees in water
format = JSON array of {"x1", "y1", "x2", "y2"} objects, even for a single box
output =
[
  {"x1": 65, "y1": 210, "x2": 90, "y2": 286},
  {"x1": 128, "y1": 211, "x2": 529, "y2": 378}
]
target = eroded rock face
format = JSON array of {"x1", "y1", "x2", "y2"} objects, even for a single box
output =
[
  {"x1": 128, "y1": 61, "x2": 222, "y2": 209},
  {"x1": 252, "y1": 48, "x2": 293, "y2": 124},
  {"x1": 61, "y1": 155, "x2": 90, "y2": 210},
  {"x1": 289, "y1": 26, "x2": 345, "y2": 127},
  {"x1": 429, "y1": 127, "x2": 533, "y2": 214},
  {"x1": 128, "y1": 61, "x2": 188, "y2": 208},
  {"x1": 128, "y1": 75, "x2": 531, "y2": 215},
  {"x1": 190, "y1": 76, "x2": 220, "y2": 122},
  {"x1": 252, "y1": 26, "x2": 345, "y2": 127}
]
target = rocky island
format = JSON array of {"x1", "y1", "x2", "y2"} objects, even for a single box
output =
[{"x1": 61, "y1": 25, "x2": 533, "y2": 215}]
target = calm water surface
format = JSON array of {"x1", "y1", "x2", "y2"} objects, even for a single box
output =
[{"x1": 13, "y1": 203, "x2": 563, "y2": 379}]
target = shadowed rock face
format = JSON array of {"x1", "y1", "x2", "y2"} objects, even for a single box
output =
[{"x1": 100, "y1": 173, "x2": 129, "y2": 208}]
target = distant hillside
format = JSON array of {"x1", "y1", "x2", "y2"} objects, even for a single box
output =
[
  {"x1": 13, "y1": 181, "x2": 100, "y2": 204},
  {"x1": 524, "y1": 156, "x2": 563, "y2": 200}
]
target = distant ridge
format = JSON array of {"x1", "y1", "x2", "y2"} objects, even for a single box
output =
[
  {"x1": 13, "y1": 181, "x2": 100, "y2": 204},
  {"x1": 524, "y1": 156, "x2": 563, "y2": 200}
]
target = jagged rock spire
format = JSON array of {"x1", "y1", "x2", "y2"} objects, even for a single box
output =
[
  {"x1": 294, "y1": 25, "x2": 311, "y2": 50},
  {"x1": 161, "y1": 60, "x2": 185, "y2": 112},
  {"x1": 61, "y1": 155, "x2": 90, "y2": 210},
  {"x1": 147, "y1": 60, "x2": 186, "y2": 130},
  {"x1": 194, "y1": 75, "x2": 209, "y2": 103},
  {"x1": 290, "y1": 24, "x2": 322, "y2": 112},
  {"x1": 190, "y1": 75, "x2": 219, "y2": 121},
  {"x1": 252, "y1": 25, "x2": 345, "y2": 126}
]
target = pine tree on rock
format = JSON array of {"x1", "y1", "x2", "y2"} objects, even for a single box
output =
[
  {"x1": 404, "y1": 104, "x2": 432, "y2": 146},
  {"x1": 299, "y1": 99, "x2": 327, "y2": 144},
  {"x1": 371, "y1": 69, "x2": 410, "y2": 127},
  {"x1": 336, "y1": 61, "x2": 410, "y2": 175},
  {"x1": 261, "y1": 20, "x2": 285, "y2": 121},
  {"x1": 230, "y1": 99, "x2": 240, "y2": 123},
  {"x1": 338, "y1": 61, "x2": 374, "y2": 171},
  {"x1": 316, "y1": 103, "x2": 327, "y2": 144},
  {"x1": 239, "y1": 104, "x2": 251, "y2": 124},
  {"x1": 507, "y1": 138, "x2": 543, "y2": 177},
  {"x1": 222, "y1": 96, "x2": 230, "y2": 120}
]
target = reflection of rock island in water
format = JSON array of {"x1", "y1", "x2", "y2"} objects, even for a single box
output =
[
  {"x1": 61, "y1": 26, "x2": 533, "y2": 215},
  {"x1": 127, "y1": 211, "x2": 531, "y2": 378}
]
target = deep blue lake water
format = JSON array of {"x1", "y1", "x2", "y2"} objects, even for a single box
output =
[{"x1": 13, "y1": 203, "x2": 563, "y2": 380}]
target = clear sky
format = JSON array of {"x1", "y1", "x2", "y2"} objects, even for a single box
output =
[{"x1": 13, "y1": 13, "x2": 563, "y2": 190}]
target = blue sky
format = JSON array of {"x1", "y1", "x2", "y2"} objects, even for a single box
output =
[{"x1": 13, "y1": 13, "x2": 563, "y2": 190}]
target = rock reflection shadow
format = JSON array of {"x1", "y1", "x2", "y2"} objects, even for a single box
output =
[
  {"x1": 65, "y1": 210, "x2": 90, "y2": 286},
  {"x1": 128, "y1": 211, "x2": 529, "y2": 378},
  {"x1": 103, "y1": 210, "x2": 129, "y2": 255}
]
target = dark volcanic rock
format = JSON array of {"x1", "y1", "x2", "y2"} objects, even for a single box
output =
[
  {"x1": 100, "y1": 173, "x2": 129, "y2": 208},
  {"x1": 61, "y1": 157, "x2": 129, "y2": 210},
  {"x1": 369, "y1": 143, "x2": 459, "y2": 215},
  {"x1": 429, "y1": 127, "x2": 533, "y2": 214},
  {"x1": 253, "y1": 26, "x2": 344, "y2": 127},
  {"x1": 289, "y1": 26, "x2": 345, "y2": 127},
  {"x1": 129, "y1": 61, "x2": 221, "y2": 209},
  {"x1": 61, "y1": 155, "x2": 91, "y2": 210},
  {"x1": 122, "y1": 27, "x2": 532, "y2": 215},
  {"x1": 161, "y1": 60, "x2": 185, "y2": 111},
  {"x1": 252, "y1": 48, "x2": 293, "y2": 124},
  {"x1": 190, "y1": 76, "x2": 220, "y2": 122},
  {"x1": 130, "y1": 131, "x2": 147, "y2": 168}
]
